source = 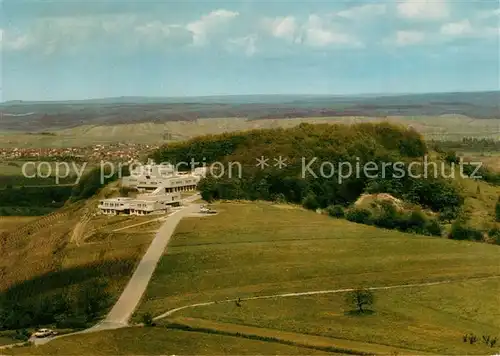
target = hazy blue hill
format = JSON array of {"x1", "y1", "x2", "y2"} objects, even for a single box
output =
[{"x1": 0, "y1": 91, "x2": 498, "y2": 132}]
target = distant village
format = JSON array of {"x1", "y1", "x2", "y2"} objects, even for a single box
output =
[{"x1": 0, "y1": 143, "x2": 161, "y2": 162}]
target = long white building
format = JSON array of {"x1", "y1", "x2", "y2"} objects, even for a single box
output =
[
  {"x1": 122, "y1": 160, "x2": 204, "y2": 192},
  {"x1": 98, "y1": 160, "x2": 204, "y2": 216},
  {"x1": 98, "y1": 188, "x2": 181, "y2": 216}
]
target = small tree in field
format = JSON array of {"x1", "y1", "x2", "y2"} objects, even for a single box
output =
[
  {"x1": 142, "y1": 312, "x2": 155, "y2": 327},
  {"x1": 345, "y1": 288, "x2": 374, "y2": 314}
]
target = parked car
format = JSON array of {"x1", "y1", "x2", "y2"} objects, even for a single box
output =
[
  {"x1": 32, "y1": 328, "x2": 58, "y2": 338},
  {"x1": 200, "y1": 205, "x2": 217, "y2": 214}
]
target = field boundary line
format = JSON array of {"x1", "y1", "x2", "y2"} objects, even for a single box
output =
[
  {"x1": 153, "y1": 275, "x2": 500, "y2": 320},
  {"x1": 164, "y1": 316, "x2": 435, "y2": 355}
]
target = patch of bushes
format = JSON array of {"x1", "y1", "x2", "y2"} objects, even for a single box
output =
[
  {"x1": 425, "y1": 219, "x2": 443, "y2": 237},
  {"x1": 70, "y1": 165, "x2": 129, "y2": 202},
  {"x1": 0, "y1": 186, "x2": 72, "y2": 209},
  {"x1": 487, "y1": 227, "x2": 500, "y2": 245},
  {"x1": 0, "y1": 279, "x2": 111, "y2": 330},
  {"x1": 142, "y1": 312, "x2": 156, "y2": 327},
  {"x1": 462, "y1": 333, "x2": 498, "y2": 348},
  {"x1": 439, "y1": 207, "x2": 460, "y2": 223},
  {"x1": 0, "y1": 206, "x2": 57, "y2": 216},
  {"x1": 302, "y1": 193, "x2": 320, "y2": 211},
  {"x1": 404, "y1": 178, "x2": 464, "y2": 213},
  {"x1": 444, "y1": 151, "x2": 460, "y2": 164},
  {"x1": 345, "y1": 208, "x2": 373, "y2": 225},
  {"x1": 0, "y1": 260, "x2": 136, "y2": 331},
  {"x1": 449, "y1": 223, "x2": 484, "y2": 241},
  {"x1": 345, "y1": 202, "x2": 443, "y2": 237},
  {"x1": 326, "y1": 205, "x2": 345, "y2": 218}
]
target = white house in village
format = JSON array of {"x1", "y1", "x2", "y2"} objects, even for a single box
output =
[{"x1": 98, "y1": 160, "x2": 205, "y2": 216}]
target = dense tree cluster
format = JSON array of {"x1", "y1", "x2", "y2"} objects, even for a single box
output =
[
  {"x1": 0, "y1": 280, "x2": 111, "y2": 330},
  {"x1": 0, "y1": 186, "x2": 72, "y2": 216},
  {"x1": 153, "y1": 123, "x2": 463, "y2": 219},
  {"x1": 0, "y1": 186, "x2": 72, "y2": 207},
  {"x1": 70, "y1": 165, "x2": 129, "y2": 201},
  {"x1": 432, "y1": 137, "x2": 500, "y2": 153},
  {"x1": 338, "y1": 203, "x2": 443, "y2": 237}
]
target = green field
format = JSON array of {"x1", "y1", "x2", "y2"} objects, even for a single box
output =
[
  {"x1": 1, "y1": 116, "x2": 499, "y2": 148},
  {"x1": 134, "y1": 202, "x2": 500, "y2": 354},
  {"x1": 6, "y1": 328, "x2": 329, "y2": 355},
  {"x1": 0, "y1": 161, "x2": 95, "y2": 188},
  {"x1": 179, "y1": 279, "x2": 499, "y2": 354}
]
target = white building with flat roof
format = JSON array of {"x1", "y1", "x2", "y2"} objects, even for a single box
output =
[
  {"x1": 122, "y1": 159, "x2": 202, "y2": 192},
  {"x1": 98, "y1": 188, "x2": 181, "y2": 216}
]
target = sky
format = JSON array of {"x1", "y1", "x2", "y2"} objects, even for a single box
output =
[{"x1": 1, "y1": 0, "x2": 499, "y2": 101}]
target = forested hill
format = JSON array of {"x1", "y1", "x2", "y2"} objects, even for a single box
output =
[{"x1": 151, "y1": 122, "x2": 462, "y2": 215}]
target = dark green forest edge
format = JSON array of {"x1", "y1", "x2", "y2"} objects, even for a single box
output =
[
  {"x1": 0, "y1": 166, "x2": 127, "y2": 216},
  {"x1": 152, "y1": 123, "x2": 500, "y2": 244}
]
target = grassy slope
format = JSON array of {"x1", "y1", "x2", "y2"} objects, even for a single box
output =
[
  {"x1": 0, "y1": 188, "x2": 158, "y2": 319},
  {"x1": 6, "y1": 328, "x2": 329, "y2": 355},
  {"x1": 135, "y1": 202, "x2": 499, "y2": 354},
  {"x1": 0, "y1": 212, "x2": 151, "y2": 294},
  {"x1": 0, "y1": 217, "x2": 37, "y2": 234},
  {"x1": 446, "y1": 162, "x2": 500, "y2": 230},
  {"x1": 460, "y1": 178, "x2": 500, "y2": 230},
  {"x1": 181, "y1": 279, "x2": 499, "y2": 354}
]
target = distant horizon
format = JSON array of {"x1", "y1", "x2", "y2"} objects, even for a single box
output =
[{"x1": 2, "y1": 89, "x2": 499, "y2": 105}]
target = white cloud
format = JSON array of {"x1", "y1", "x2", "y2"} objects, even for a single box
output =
[
  {"x1": 134, "y1": 22, "x2": 192, "y2": 47},
  {"x1": 393, "y1": 30, "x2": 426, "y2": 46},
  {"x1": 262, "y1": 14, "x2": 361, "y2": 48},
  {"x1": 1, "y1": 14, "x2": 139, "y2": 54},
  {"x1": 477, "y1": 8, "x2": 500, "y2": 20},
  {"x1": 227, "y1": 34, "x2": 257, "y2": 56},
  {"x1": 264, "y1": 16, "x2": 297, "y2": 42},
  {"x1": 336, "y1": 4, "x2": 387, "y2": 19},
  {"x1": 440, "y1": 19, "x2": 474, "y2": 36},
  {"x1": 135, "y1": 21, "x2": 171, "y2": 37},
  {"x1": 1, "y1": 10, "x2": 240, "y2": 54},
  {"x1": 440, "y1": 19, "x2": 499, "y2": 39},
  {"x1": 297, "y1": 15, "x2": 362, "y2": 48},
  {"x1": 397, "y1": 0, "x2": 449, "y2": 20},
  {"x1": 186, "y1": 9, "x2": 239, "y2": 46},
  {"x1": 1, "y1": 29, "x2": 33, "y2": 51}
]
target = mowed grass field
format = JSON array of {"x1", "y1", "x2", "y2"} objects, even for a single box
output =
[
  {"x1": 180, "y1": 279, "x2": 499, "y2": 354},
  {"x1": 6, "y1": 328, "x2": 329, "y2": 355},
  {"x1": 134, "y1": 202, "x2": 500, "y2": 354}
]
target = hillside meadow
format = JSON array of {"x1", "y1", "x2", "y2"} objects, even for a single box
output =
[
  {"x1": 134, "y1": 201, "x2": 500, "y2": 353},
  {"x1": 4, "y1": 328, "x2": 329, "y2": 355},
  {"x1": 0, "y1": 185, "x2": 165, "y2": 338}
]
